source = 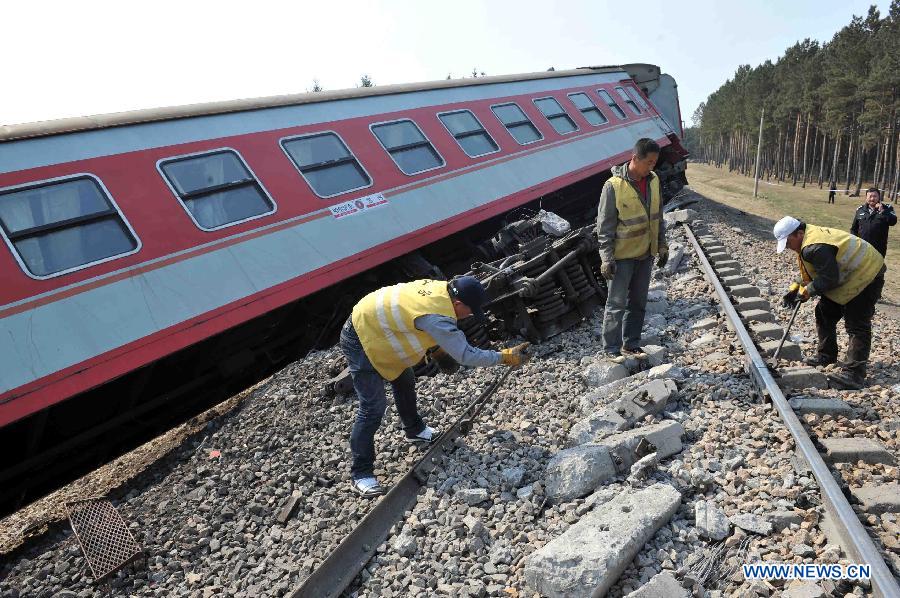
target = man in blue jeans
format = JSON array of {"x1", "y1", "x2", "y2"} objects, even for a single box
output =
[
  {"x1": 596, "y1": 138, "x2": 668, "y2": 360},
  {"x1": 340, "y1": 277, "x2": 530, "y2": 497}
]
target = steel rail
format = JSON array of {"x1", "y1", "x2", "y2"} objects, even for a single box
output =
[
  {"x1": 290, "y1": 367, "x2": 514, "y2": 598},
  {"x1": 683, "y1": 223, "x2": 900, "y2": 598}
]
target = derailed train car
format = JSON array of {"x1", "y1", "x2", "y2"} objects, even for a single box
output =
[{"x1": 0, "y1": 63, "x2": 687, "y2": 513}]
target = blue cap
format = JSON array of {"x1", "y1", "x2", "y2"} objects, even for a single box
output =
[{"x1": 449, "y1": 276, "x2": 488, "y2": 320}]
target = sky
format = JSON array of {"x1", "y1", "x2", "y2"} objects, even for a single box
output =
[{"x1": 1, "y1": 0, "x2": 889, "y2": 128}]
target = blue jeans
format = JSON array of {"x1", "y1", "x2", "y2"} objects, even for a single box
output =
[
  {"x1": 601, "y1": 256, "x2": 653, "y2": 353},
  {"x1": 340, "y1": 318, "x2": 424, "y2": 479}
]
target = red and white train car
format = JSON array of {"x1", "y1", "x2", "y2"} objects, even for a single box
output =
[{"x1": 0, "y1": 63, "x2": 687, "y2": 511}]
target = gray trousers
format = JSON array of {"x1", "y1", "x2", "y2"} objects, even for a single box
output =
[{"x1": 601, "y1": 256, "x2": 653, "y2": 353}]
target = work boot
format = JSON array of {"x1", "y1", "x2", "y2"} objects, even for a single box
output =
[
  {"x1": 804, "y1": 354, "x2": 836, "y2": 367},
  {"x1": 602, "y1": 352, "x2": 626, "y2": 364},
  {"x1": 827, "y1": 370, "x2": 865, "y2": 391},
  {"x1": 621, "y1": 347, "x2": 648, "y2": 359}
]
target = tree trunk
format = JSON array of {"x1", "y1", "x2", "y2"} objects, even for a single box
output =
[
  {"x1": 792, "y1": 113, "x2": 802, "y2": 185},
  {"x1": 844, "y1": 130, "x2": 854, "y2": 194},
  {"x1": 873, "y1": 136, "x2": 882, "y2": 189},
  {"x1": 830, "y1": 130, "x2": 841, "y2": 184},
  {"x1": 818, "y1": 130, "x2": 827, "y2": 187},
  {"x1": 801, "y1": 114, "x2": 811, "y2": 187},
  {"x1": 892, "y1": 129, "x2": 900, "y2": 203},
  {"x1": 853, "y1": 141, "x2": 864, "y2": 197}
]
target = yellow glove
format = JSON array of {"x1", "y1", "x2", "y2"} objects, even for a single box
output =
[
  {"x1": 782, "y1": 282, "x2": 800, "y2": 307},
  {"x1": 796, "y1": 285, "x2": 810, "y2": 303},
  {"x1": 500, "y1": 342, "x2": 531, "y2": 367}
]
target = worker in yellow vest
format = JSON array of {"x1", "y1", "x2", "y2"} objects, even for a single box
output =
[
  {"x1": 596, "y1": 138, "x2": 668, "y2": 360},
  {"x1": 773, "y1": 216, "x2": 886, "y2": 390},
  {"x1": 340, "y1": 277, "x2": 531, "y2": 497}
]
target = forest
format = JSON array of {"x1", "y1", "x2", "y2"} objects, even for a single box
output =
[{"x1": 685, "y1": 2, "x2": 900, "y2": 201}]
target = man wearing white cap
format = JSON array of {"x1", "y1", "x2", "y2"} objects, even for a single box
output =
[{"x1": 773, "y1": 216, "x2": 886, "y2": 389}]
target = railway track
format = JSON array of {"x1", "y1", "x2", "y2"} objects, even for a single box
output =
[
  {"x1": 682, "y1": 221, "x2": 899, "y2": 598},
  {"x1": 2, "y1": 193, "x2": 899, "y2": 597}
]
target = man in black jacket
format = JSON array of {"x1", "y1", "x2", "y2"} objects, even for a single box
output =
[{"x1": 851, "y1": 188, "x2": 896, "y2": 257}]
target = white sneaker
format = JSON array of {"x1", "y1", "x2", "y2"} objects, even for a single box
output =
[
  {"x1": 350, "y1": 477, "x2": 384, "y2": 497},
  {"x1": 406, "y1": 425, "x2": 438, "y2": 444}
]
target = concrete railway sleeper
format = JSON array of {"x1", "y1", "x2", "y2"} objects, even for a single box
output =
[{"x1": 682, "y1": 221, "x2": 900, "y2": 598}]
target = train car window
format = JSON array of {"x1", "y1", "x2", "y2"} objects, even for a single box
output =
[
  {"x1": 281, "y1": 132, "x2": 372, "y2": 198},
  {"x1": 158, "y1": 149, "x2": 276, "y2": 231},
  {"x1": 625, "y1": 86, "x2": 650, "y2": 111},
  {"x1": 491, "y1": 102, "x2": 543, "y2": 145},
  {"x1": 0, "y1": 175, "x2": 139, "y2": 278},
  {"x1": 438, "y1": 110, "x2": 499, "y2": 158},
  {"x1": 597, "y1": 89, "x2": 627, "y2": 119},
  {"x1": 567, "y1": 93, "x2": 609, "y2": 126},
  {"x1": 533, "y1": 97, "x2": 578, "y2": 135},
  {"x1": 615, "y1": 86, "x2": 642, "y2": 115},
  {"x1": 370, "y1": 119, "x2": 445, "y2": 175}
]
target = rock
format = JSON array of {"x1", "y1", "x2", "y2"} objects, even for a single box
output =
[
  {"x1": 569, "y1": 379, "x2": 676, "y2": 445},
  {"x1": 598, "y1": 420, "x2": 684, "y2": 473},
  {"x1": 516, "y1": 485, "x2": 535, "y2": 500},
  {"x1": 627, "y1": 452, "x2": 659, "y2": 483},
  {"x1": 730, "y1": 513, "x2": 773, "y2": 535},
  {"x1": 645, "y1": 299, "x2": 669, "y2": 315},
  {"x1": 456, "y1": 488, "x2": 490, "y2": 505},
  {"x1": 625, "y1": 571, "x2": 690, "y2": 598},
  {"x1": 791, "y1": 543, "x2": 815, "y2": 558},
  {"x1": 782, "y1": 581, "x2": 826, "y2": 598},
  {"x1": 766, "y1": 510, "x2": 803, "y2": 531},
  {"x1": 695, "y1": 500, "x2": 731, "y2": 541},
  {"x1": 691, "y1": 333, "x2": 717, "y2": 348},
  {"x1": 500, "y1": 466, "x2": 526, "y2": 488},
  {"x1": 582, "y1": 360, "x2": 629, "y2": 387},
  {"x1": 393, "y1": 531, "x2": 417, "y2": 557},
  {"x1": 544, "y1": 445, "x2": 616, "y2": 503},
  {"x1": 524, "y1": 483, "x2": 681, "y2": 598},
  {"x1": 642, "y1": 345, "x2": 667, "y2": 367}
]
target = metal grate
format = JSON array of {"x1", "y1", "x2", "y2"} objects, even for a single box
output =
[{"x1": 66, "y1": 497, "x2": 142, "y2": 581}]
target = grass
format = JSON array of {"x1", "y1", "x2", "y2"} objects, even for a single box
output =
[{"x1": 686, "y1": 162, "x2": 899, "y2": 304}]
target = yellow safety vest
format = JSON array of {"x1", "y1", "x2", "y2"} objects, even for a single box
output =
[
  {"x1": 799, "y1": 225, "x2": 884, "y2": 305},
  {"x1": 352, "y1": 280, "x2": 457, "y2": 380},
  {"x1": 610, "y1": 173, "x2": 662, "y2": 259}
]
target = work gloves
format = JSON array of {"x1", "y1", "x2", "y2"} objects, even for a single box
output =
[
  {"x1": 500, "y1": 342, "x2": 532, "y2": 367},
  {"x1": 600, "y1": 260, "x2": 616, "y2": 280},
  {"x1": 656, "y1": 247, "x2": 669, "y2": 269},
  {"x1": 782, "y1": 282, "x2": 810, "y2": 307}
]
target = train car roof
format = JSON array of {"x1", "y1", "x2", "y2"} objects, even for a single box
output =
[{"x1": 0, "y1": 65, "x2": 639, "y2": 143}]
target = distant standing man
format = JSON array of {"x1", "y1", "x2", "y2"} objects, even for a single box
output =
[
  {"x1": 340, "y1": 277, "x2": 530, "y2": 497},
  {"x1": 773, "y1": 216, "x2": 885, "y2": 390},
  {"x1": 828, "y1": 179, "x2": 837, "y2": 204},
  {"x1": 850, "y1": 188, "x2": 896, "y2": 257},
  {"x1": 596, "y1": 138, "x2": 668, "y2": 359}
]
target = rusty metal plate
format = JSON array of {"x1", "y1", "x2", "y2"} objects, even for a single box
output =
[{"x1": 66, "y1": 497, "x2": 142, "y2": 581}]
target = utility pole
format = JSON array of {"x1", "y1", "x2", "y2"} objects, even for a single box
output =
[{"x1": 753, "y1": 108, "x2": 765, "y2": 198}]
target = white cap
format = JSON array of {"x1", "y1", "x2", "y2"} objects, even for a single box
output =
[{"x1": 773, "y1": 216, "x2": 801, "y2": 253}]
